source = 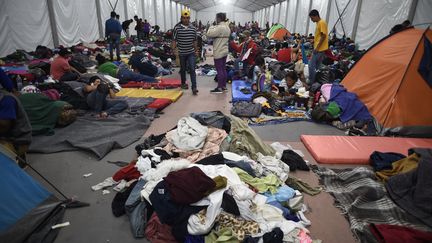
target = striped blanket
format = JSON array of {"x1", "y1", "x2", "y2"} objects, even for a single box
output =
[{"x1": 311, "y1": 166, "x2": 431, "y2": 243}]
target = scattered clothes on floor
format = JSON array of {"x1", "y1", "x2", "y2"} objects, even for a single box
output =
[
  {"x1": 111, "y1": 181, "x2": 137, "y2": 217},
  {"x1": 144, "y1": 212, "x2": 178, "y2": 243},
  {"x1": 205, "y1": 227, "x2": 239, "y2": 243},
  {"x1": 149, "y1": 181, "x2": 204, "y2": 242},
  {"x1": 165, "y1": 127, "x2": 228, "y2": 163},
  {"x1": 375, "y1": 153, "x2": 420, "y2": 181},
  {"x1": 231, "y1": 102, "x2": 262, "y2": 118},
  {"x1": 191, "y1": 111, "x2": 231, "y2": 134},
  {"x1": 263, "y1": 227, "x2": 283, "y2": 243},
  {"x1": 215, "y1": 212, "x2": 260, "y2": 241},
  {"x1": 312, "y1": 165, "x2": 430, "y2": 242},
  {"x1": 386, "y1": 148, "x2": 432, "y2": 227},
  {"x1": 369, "y1": 151, "x2": 406, "y2": 171},
  {"x1": 281, "y1": 150, "x2": 310, "y2": 171},
  {"x1": 369, "y1": 223, "x2": 432, "y2": 243},
  {"x1": 233, "y1": 167, "x2": 282, "y2": 194},
  {"x1": 166, "y1": 116, "x2": 209, "y2": 151},
  {"x1": 285, "y1": 177, "x2": 322, "y2": 196},
  {"x1": 164, "y1": 167, "x2": 216, "y2": 204},
  {"x1": 228, "y1": 115, "x2": 275, "y2": 160}
]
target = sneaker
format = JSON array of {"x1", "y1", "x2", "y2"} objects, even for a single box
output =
[
  {"x1": 222, "y1": 87, "x2": 228, "y2": 92},
  {"x1": 181, "y1": 83, "x2": 188, "y2": 89},
  {"x1": 192, "y1": 89, "x2": 198, "y2": 95},
  {"x1": 210, "y1": 88, "x2": 223, "y2": 94}
]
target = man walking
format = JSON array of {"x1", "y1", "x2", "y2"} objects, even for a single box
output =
[
  {"x1": 173, "y1": 9, "x2": 199, "y2": 95},
  {"x1": 105, "y1": 11, "x2": 122, "y2": 61},
  {"x1": 308, "y1": 9, "x2": 329, "y2": 83}
]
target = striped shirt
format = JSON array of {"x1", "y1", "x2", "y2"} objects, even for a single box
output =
[{"x1": 173, "y1": 24, "x2": 197, "y2": 55}]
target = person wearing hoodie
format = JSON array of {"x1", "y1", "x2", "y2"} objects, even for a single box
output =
[{"x1": 206, "y1": 13, "x2": 231, "y2": 94}]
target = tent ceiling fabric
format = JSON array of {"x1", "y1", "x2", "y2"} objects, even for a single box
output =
[{"x1": 173, "y1": 0, "x2": 285, "y2": 11}]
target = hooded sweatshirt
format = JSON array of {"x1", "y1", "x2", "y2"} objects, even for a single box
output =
[{"x1": 206, "y1": 21, "x2": 231, "y2": 59}]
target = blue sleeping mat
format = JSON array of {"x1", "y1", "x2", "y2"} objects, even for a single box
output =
[{"x1": 231, "y1": 80, "x2": 255, "y2": 102}]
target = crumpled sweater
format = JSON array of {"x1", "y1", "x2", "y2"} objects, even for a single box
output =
[{"x1": 166, "y1": 116, "x2": 208, "y2": 151}]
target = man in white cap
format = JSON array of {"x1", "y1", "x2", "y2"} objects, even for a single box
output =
[{"x1": 172, "y1": 9, "x2": 199, "y2": 95}]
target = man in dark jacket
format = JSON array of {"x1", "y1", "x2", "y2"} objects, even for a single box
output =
[{"x1": 105, "y1": 11, "x2": 122, "y2": 61}]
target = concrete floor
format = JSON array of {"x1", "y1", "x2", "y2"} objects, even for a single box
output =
[{"x1": 26, "y1": 67, "x2": 356, "y2": 243}]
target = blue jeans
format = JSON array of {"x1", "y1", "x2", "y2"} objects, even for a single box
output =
[
  {"x1": 125, "y1": 179, "x2": 148, "y2": 238},
  {"x1": 86, "y1": 90, "x2": 128, "y2": 115},
  {"x1": 308, "y1": 51, "x2": 326, "y2": 84},
  {"x1": 157, "y1": 66, "x2": 171, "y2": 76},
  {"x1": 117, "y1": 66, "x2": 157, "y2": 84},
  {"x1": 179, "y1": 53, "x2": 197, "y2": 90},
  {"x1": 108, "y1": 33, "x2": 121, "y2": 61}
]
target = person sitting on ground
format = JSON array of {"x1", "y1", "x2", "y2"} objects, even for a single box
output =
[
  {"x1": 271, "y1": 42, "x2": 282, "y2": 59},
  {"x1": 276, "y1": 42, "x2": 292, "y2": 63},
  {"x1": 50, "y1": 48, "x2": 82, "y2": 81},
  {"x1": 84, "y1": 76, "x2": 128, "y2": 118},
  {"x1": 230, "y1": 30, "x2": 259, "y2": 76},
  {"x1": 251, "y1": 56, "x2": 274, "y2": 93},
  {"x1": 280, "y1": 71, "x2": 305, "y2": 94},
  {"x1": 96, "y1": 54, "x2": 159, "y2": 84}
]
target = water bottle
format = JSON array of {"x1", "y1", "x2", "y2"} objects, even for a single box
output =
[{"x1": 16, "y1": 75, "x2": 23, "y2": 91}]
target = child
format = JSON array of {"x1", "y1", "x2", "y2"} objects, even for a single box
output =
[
  {"x1": 280, "y1": 71, "x2": 304, "y2": 94},
  {"x1": 252, "y1": 56, "x2": 273, "y2": 92}
]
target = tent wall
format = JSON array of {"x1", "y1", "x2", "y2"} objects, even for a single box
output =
[
  {"x1": 413, "y1": 0, "x2": 432, "y2": 29},
  {"x1": 253, "y1": 0, "x2": 429, "y2": 49},
  {"x1": 0, "y1": 0, "x2": 186, "y2": 56},
  {"x1": 355, "y1": 0, "x2": 411, "y2": 49},
  {"x1": 196, "y1": 5, "x2": 252, "y2": 26},
  {"x1": 0, "y1": 0, "x2": 54, "y2": 57}
]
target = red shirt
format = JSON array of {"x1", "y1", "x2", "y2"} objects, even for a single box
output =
[
  {"x1": 50, "y1": 56, "x2": 70, "y2": 80},
  {"x1": 276, "y1": 48, "x2": 292, "y2": 63},
  {"x1": 230, "y1": 38, "x2": 259, "y2": 65}
]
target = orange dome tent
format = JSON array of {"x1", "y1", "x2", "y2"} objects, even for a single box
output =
[
  {"x1": 342, "y1": 27, "x2": 432, "y2": 128},
  {"x1": 267, "y1": 24, "x2": 291, "y2": 41}
]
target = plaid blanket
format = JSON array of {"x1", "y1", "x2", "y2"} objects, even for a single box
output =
[{"x1": 311, "y1": 165, "x2": 431, "y2": 243}]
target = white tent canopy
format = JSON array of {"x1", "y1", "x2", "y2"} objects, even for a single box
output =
[
  {"x1": 253, "y1": 0, "x2": 432, "y2": 49},
  {"x1": 0, "y1": 0, "x2": 431, "y2": 56}
]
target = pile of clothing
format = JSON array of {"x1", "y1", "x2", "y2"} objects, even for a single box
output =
[{"x1": 91, "y1": 112, "x2": 322, "y2": 242}]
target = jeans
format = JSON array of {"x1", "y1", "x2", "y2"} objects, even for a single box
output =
[
  {"x1": 59, "y1": 71, "x2": 79, "y2": 82},
  {"x1": 179, "y1": 53, "x2": 197, "y2": 90},
  {"x1": 108, "y1": 33, "x2": 121, "y2": 61},
  {"x1": 308, "y1": 51, "x2": 326, "y2": 84},
  {"x1": 157, "y1": 66, "x2": 171, "y2": 76},
  {"x1": 117, "y1": 66, "x2": 157, "y2": 84},
  {"x1": 125, "y1": 179, "x2": 148, "y2": 238},
  {"x1": 86, "y1": 90, "x2": 128, "y2": 114},
  {"x1": 214, "y1": 56, "x2": 227, "y2": 89}
]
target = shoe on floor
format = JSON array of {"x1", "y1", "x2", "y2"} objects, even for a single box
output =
[
  {"x1": 192, "y1": 89, "x2": 198, "y2": 95},
  {"x1": 181, "y1": 83, "x2": 188, "y2": 89},
  {"x1": 222, "y1": 87, "x2": 228, "y2": 92},
  {"x1": 210, "y1": 88, "x2": 223, "y2": 94}
]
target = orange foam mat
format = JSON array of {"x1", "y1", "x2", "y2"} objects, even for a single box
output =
[{"x1": 301, "y1": 135, "x2": 432, "y2": 164}]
